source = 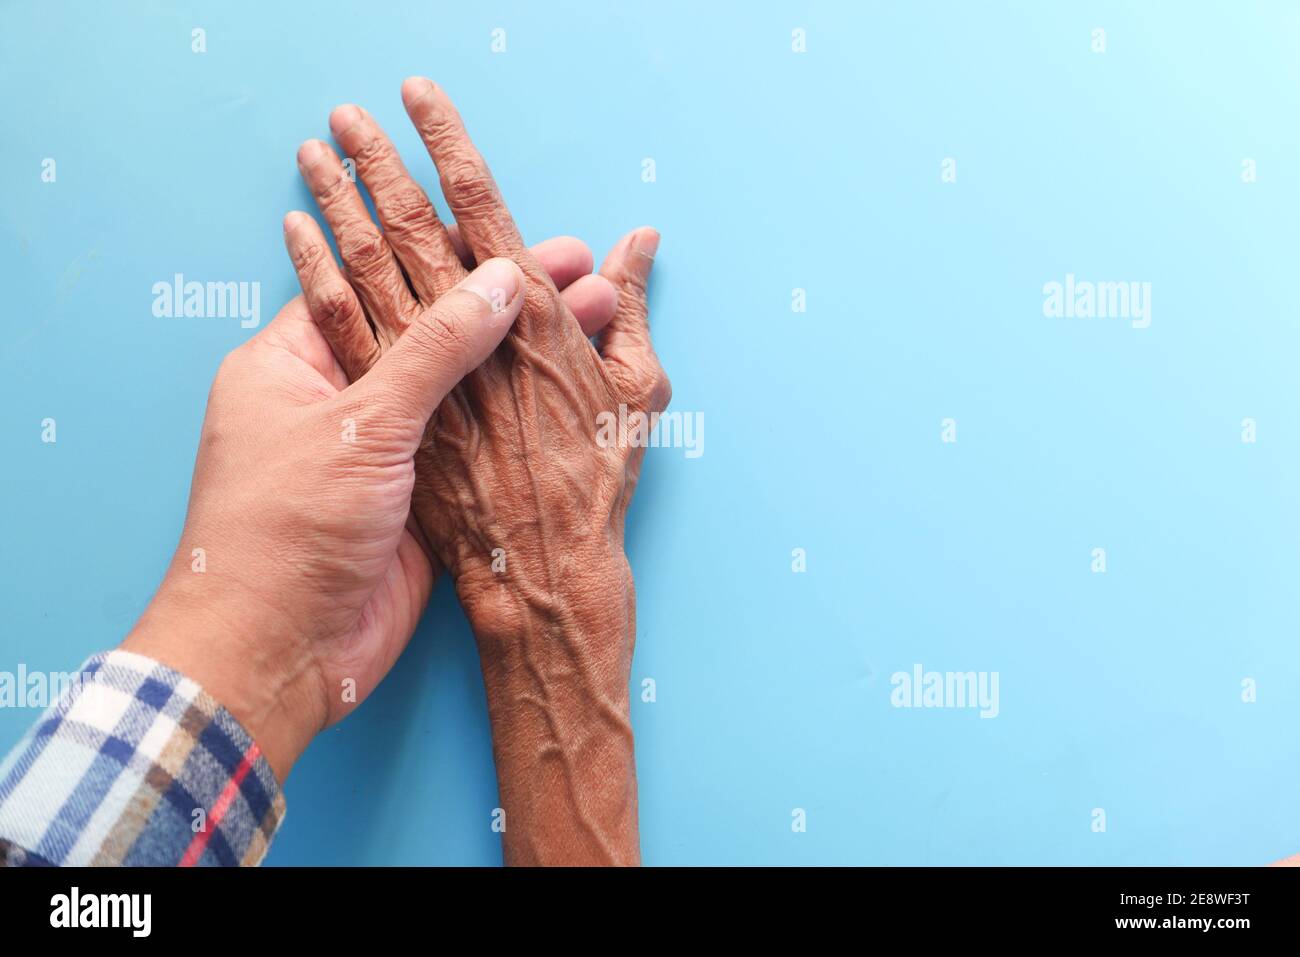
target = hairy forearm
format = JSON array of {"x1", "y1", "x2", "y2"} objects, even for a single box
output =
[{"x1": 463, "y1": 549, "x2": 640, "y2": 866}]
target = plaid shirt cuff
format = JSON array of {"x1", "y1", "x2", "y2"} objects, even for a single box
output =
[{"x1": 0, "y1": 649, "x2": 286, "y2": 866}]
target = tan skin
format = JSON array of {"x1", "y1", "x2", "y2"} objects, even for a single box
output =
[
  {"x1": 123, "y1": 231, "x2": 614, "y2": 790},
  {"x1": 283, "y1": 78, "x2": 667, "y2": 866},
  {"x1": 125, "y1": 79, "x2": 665, "y2": 867}
]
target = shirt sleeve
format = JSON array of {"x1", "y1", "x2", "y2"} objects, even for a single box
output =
[{"x1": 0, "y1": 649, "x2": 286, "y2": 866}]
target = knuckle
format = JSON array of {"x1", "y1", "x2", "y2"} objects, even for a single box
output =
[
  {"x1": 651, "y1": 366, "x2": 672, "y2": 409},
  {"x1": 214, "y1": 349, "x2": 243, "y2": 384},
  {"x1": 316, "y1": 284, "x2": 359, "y2": 327},
  {"x1": 440, "y1": 156, "x2": 498, "y2": 215},
  {"x1": 339, "y1": 230, "x2": 390, "y2": 275},
  {"x1": 313, "y1": 172, "x2": 352, "y2": 208},
  {"x1": 381, "y1": 186, "x2": 438, "y2": 232},
  {"x1": 210, "y1": 347, "x2": 253, "y2": 401},
  {"x1": 523, "y1": 282, "x2": 562, "y2": 322},
  {"x1": 353, "y1": 133, "x2": 395, "y2": 168},
  {"x1": 621, "y1": 266, "x2": 650, "y2": 298},
  {"x1": 520, "y1": 258, "x2": 551, "y2": 288},
  {"x1": 291, "y1": 239, "x2": 327, "y2": 273},
  {"x1": 609, "y1": 354, "x2": 670, "y2": 411}
]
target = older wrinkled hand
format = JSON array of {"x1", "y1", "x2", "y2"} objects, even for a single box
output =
[{"x1": 285, "y1": 77, "x2": 668, "y2": 634}]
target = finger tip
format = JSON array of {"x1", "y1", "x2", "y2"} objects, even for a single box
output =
[
  {"x1": 632, "y1": 226, "x2": 660, "y2": 259},
  {"x1": 282, "y1": 210, "x2": 309, "y2": 234},
  {"x1": 597, "y1": 277, "x2": 621, "y2": 324},
  {"x1": 401, "y1": 76, "x2": 436, "y2": 108},
  {"x1": 568, "y1": 238, "x2": 596, "y2": 275},
  {"x1": 559, "y1": 236, "x2": 597, "y2": 275},
  {"x1": 591, "y1": 271, "x2": 619, "y2": 299},
  {"x1": 329, "y1": 104, "x2": 363, "y2": 137},
  {"x1": 296, "y1": 138, "x2": 328, "y2": 169},
  {"x1": 567, "y1": 275, "x2": 621, "y2": 337}
]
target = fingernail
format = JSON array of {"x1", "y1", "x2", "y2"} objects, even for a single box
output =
[
  {"x1": 632, "y1": 228, "x2": 660, "y2": 260},
  {"x1": 282, "y1": 211, "x2": 308, "y2": 235},
  {"x1": 401, "y1": 76, "x2": 436, "y2": 107},
  {"x1": 296, "y1": 139, "x2": 326, "y2": 169},
  {"x1": 329, "y1": 104, "x2": 362, "y2": 137},
  {"x1": 462, "y1": 258, "x2": 522, "y2": 314}
]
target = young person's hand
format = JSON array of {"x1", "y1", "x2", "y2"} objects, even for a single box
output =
[
  {"x1": 124, "y1": 257, "x2": 524, "y2": 784},
  {"x1": 287, "y1": 78, "x2": 669, "y2": 864}
]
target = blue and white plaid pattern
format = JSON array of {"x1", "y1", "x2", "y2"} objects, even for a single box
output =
[{"x1": 0, "y1": 650, "x2": 285, "y2": 866}]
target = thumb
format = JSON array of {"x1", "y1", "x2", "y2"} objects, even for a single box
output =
[
  {"x1": 352, "y1": 257, "x2": 524, "y2": 433},
  {"x1": 597, "y1": 227, "x2": 670, "y2": 411}
]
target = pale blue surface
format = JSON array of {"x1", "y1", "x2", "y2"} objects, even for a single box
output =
[{"x1": 3, "y1": 1, "x2": 1300, "y2": 865}]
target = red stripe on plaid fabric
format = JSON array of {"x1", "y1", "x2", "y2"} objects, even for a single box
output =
[{"x1": 179, "y1": 742, "x2": 262, "y2": 867}]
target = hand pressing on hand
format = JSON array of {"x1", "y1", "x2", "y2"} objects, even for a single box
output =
[
  {"x1": 123, "y1": 257, "x2": 525, "y2": 784},
  {"x1": 286, "y1": 78, "x2": 669, "y2": 864}
]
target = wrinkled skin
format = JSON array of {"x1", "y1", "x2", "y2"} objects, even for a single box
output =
[{"x1": 286, "y1": 78, "x2": 668, "y2": 864}]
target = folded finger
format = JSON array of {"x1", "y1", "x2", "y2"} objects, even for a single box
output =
[
  {"x1": 561, "y1": 274, "x2": 620, "y2": 337},
  {"x1": 447, "y1": 227, "x2": 596, "y2": 295},
  {"x1": 529, "y1": 235, "x2": 596, "y2": 291}
]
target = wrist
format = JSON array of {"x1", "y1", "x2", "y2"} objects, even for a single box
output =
[
  {"x1": 458, "y1": 545, "x2": 641, "y2": 865},
  {"x1": 122, "y1": 569, "x2": 328, "y2": 784},
  {"x1": 461, "y1": 538, "x2": 635, "y2": 688}
]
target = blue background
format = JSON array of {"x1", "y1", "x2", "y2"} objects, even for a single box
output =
[{"x1": 3, "y1": 1, "x2": 1300, "y2": 865}]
